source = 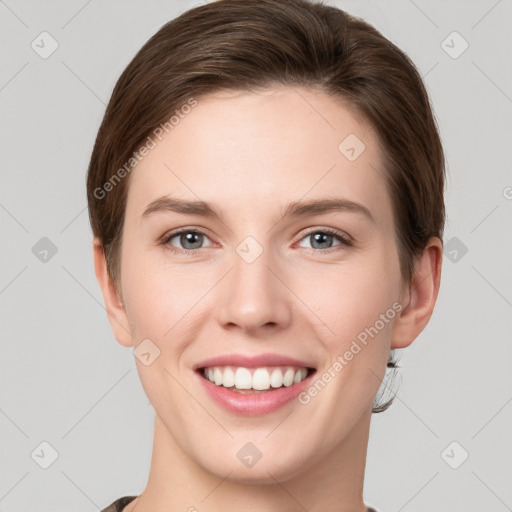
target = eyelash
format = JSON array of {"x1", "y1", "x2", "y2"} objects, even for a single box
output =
[{"x1": 160, "y1": 227, "x2": 354, "y2": 256}]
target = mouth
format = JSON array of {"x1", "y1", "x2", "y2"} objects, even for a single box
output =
[
  {"x1": 194, "y1": 363, "x2": 317, "y2": 416},
  {"x1": 192, "y1": 353, "x2": 318, "y2": 415},
  {"x1": 197, "y1": 365, "x2": 316, "y2": 394}
]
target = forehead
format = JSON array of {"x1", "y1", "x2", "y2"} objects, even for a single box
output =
[{"x1": 126, "y1": 86, "x2": 392, "y2": 225}]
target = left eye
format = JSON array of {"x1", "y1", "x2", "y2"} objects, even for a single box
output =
[
  {"x1": 164, "y1": 230, "x2": 213, "y2": 252},
  {"x1": 297, "y1": 230, "x2": 351, "y2": 251}
]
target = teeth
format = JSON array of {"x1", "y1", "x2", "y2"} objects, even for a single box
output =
[
  {"x1": 202, "y1": 366, "x2": 310, "y2": 391},
  {"x1": 235, "y1": 367, "x2": 252, "y2": 389},
  {"x1": 270, "y1": 368, "x2": 283, "y2": 388},
  {"x1": 213, "y1": 367, "x2": 223, "y2": 386},
  {"x1": 283, "y1": 368, "x2": 295, "y2": 387},
  {"x1": 223, "y1": 367, "x2": 235, "y2": 387},
  {"x1": 252, "y1": 368, "x2": 269, "y2": 390}
]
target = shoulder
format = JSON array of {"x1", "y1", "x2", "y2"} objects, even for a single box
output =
[
  {"x1": 101, "y1": 496, "x2": 379, "y2": 512},
  {"x1": 100, "y1": 495, "x2": 138, "y2": 512}
]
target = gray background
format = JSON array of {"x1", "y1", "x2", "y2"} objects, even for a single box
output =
[{"x1": 1, "y1": 0, "x2": 511, "y2": 511}]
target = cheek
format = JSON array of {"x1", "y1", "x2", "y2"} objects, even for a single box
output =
[
  {"x1": 120, "y1": 241, "x2": 169, "y2": 335},
  {"x1": 293, "y1": 246, "x2": 402, "y2": 347},
  {"x1": 120, "y1": 243, "x2": 211, "y2": 346}
]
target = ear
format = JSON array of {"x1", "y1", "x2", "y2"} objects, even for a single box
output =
[
  {"x1": 391, "y1": 237, "x2": 443, "y2": 349},
  {"x1": 93, "y1": 237, "x2": 133, "y2": 347}
]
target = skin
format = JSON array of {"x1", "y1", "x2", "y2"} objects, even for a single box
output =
[{"x1": 94, "y1": 86, "x2": 442, "y2": 512}]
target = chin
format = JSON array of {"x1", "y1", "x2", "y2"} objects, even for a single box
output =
[{"x1": 198, "y1": 450, "x2": 310, "y2": 485}]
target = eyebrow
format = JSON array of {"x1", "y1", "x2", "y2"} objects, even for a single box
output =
[
  {"x1": 141, "y1": 195, "x2": 374, "y2": 223},
  {"x1": 282, "y1": 197, "x2": 374, "y2": 222},
  {"x1": 142, "y1": 196, "x2": 223, "y2": 220}
]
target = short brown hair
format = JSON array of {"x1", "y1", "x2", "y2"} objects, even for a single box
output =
[{"x1": 86, "y1": 0, "x2": 445, "y2": 412}]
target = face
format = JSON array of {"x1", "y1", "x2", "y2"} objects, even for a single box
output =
[{"x1": 112, "y1": 86, "x2": 407, "y2": 483}]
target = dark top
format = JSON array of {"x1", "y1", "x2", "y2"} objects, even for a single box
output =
[
  {"x1": 100, "y1": 495, "x2": 380, "y2": 512},
  {"x1": 101, "y1": 496, "x2": 138, "y2": 512}
]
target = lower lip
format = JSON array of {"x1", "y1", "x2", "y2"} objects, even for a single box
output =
[{"x1": 196, "y1": 370, "x2": 315, "y2": 416}]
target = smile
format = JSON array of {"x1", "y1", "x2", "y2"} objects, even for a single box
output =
[
  {"x1": 200, "y1": 365, "x2": 314, "y2": 393},
  {"x1": 194, "y1": 358, "x2": 316, "y2": 415}
]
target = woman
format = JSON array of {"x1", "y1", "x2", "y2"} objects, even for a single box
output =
[{"x1": 87, "y1": 0, "x2": 444, "y2": 510}]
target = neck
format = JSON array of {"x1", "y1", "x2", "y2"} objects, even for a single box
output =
[{"x1": 128, "y1": 409, "x2": 372, "y2": 512}]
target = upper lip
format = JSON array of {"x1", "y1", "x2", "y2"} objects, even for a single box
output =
[{"x1": 193, "y1": 353, "x2": 316, "y2": 370}]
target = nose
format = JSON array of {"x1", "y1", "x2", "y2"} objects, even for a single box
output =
[{"x1": 215, "y1": 243, "x2": 292, "y2": 334}]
